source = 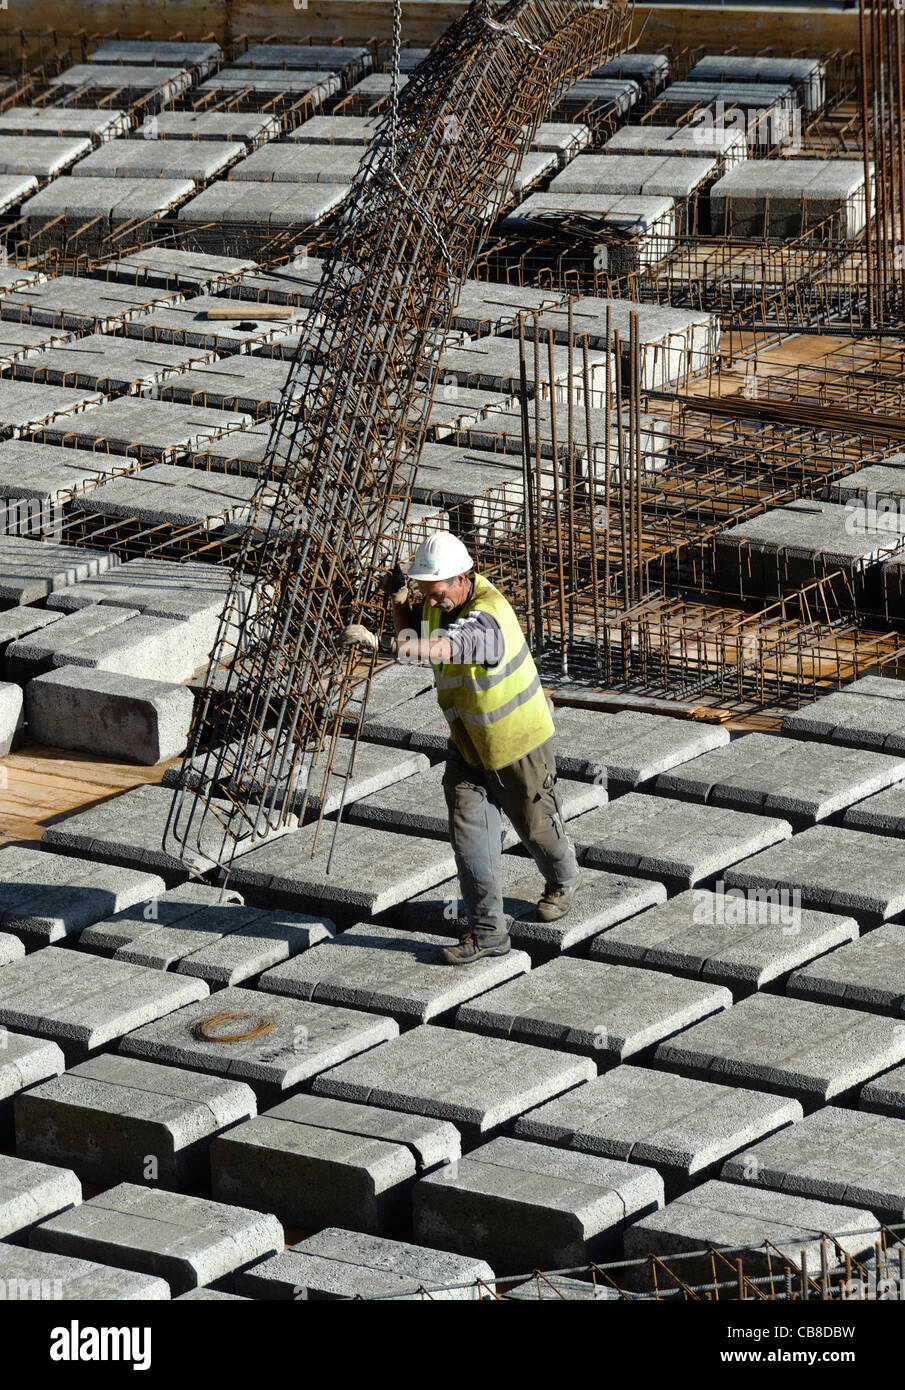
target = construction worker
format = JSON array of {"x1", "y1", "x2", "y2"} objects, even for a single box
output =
[{"x1": 341, "y1": 532, "x2": 581, "y2": 965}]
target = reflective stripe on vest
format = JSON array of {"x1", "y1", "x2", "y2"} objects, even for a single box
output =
[{"x1": 424, "y1": 574, "x2": 554, "y2": 770}]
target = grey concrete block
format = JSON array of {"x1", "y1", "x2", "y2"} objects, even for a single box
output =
[
  {"x1": 551, "y1": 707, "x2": 729, "y2": 791},
  {"x1": 174, "y1": 1287, "x2": 247, "y2": 1299},
  {"x1": 782, "y1": 682, "x2": 905, "y2": 754},
  {"x1": 654, "y1": 992, "x2": 905, "y2": 1107},
  {"x1": 0, "y1": 608, "x2": 65, "y2": 669},
  {"x1": 456, "y1": 957, "x2": 731, "y2": 1063},
  {"x1": 240, "y1": 42, "x2": 370, "y2": 75},
  {"x1": 98, "y1": 245, "x2": 258, "y2": 293},
  {"x1": 502, "y1": 1274, "x2": 618, "y2": 1299},
  {"x1": 516, "y1": 1065, "x2": 802, "y2": 1196},
  {"x1": 15, "y1": 1054, "x2": 256, "y2": 1189},
  {"x1": 0, "y1": 380, "x2": 104, "y2": 436},
  {"x1": 432, "y1": 334, "x2": 611, "y2": 401},
  {"x1": 236, "y1": 1227, "x2": 493, "y2": 1301},
  {"x1": 88, "y1": 39, "x2": 222, "y2": 73},
  {"x1": 0, "y1": 108, "x2": 129, "y2": 141},
  {"x1": 723, "y1": 824, "x2": 905, "y2": 926},
  {"x1": 0, "y1": 535, "x2": 117, "y2": 606},
  {"x1": 1, "y1": 275, "x2": 183, "y2": 331},
  {"x1": 228, "y1": 819, "x2": 460, "y2": 918},
  {"x1": 0, "y1": 136, "x2": 93, "y2": 178},
  {"x1": 500, "y1": 192, "x2": 675, "y2": 270},
  {"x1": 312, "y1": 1024, "x2": 595, "y2": 1144},
  {"x1": 120, "y1": 984, "x2": 398, "y2": 1108},
  {"x1": 0, "y1": 1153, "x2": 81, "y2": 1241},
  {"x1": 13, "y1": 334, "x2": 218, "y2": 394},
  {"x1": 712, "y1": 158, "x2": 870, "y2": 238},
  {"x1": 211, "y1": 1093, "x2": 460, "y2": 1234},
  {"x1": 178, "y1": 180, "x2": 348, "y2": 229},
  {"x1": 26, "y1": 666, "x2": 195, "y2": 764},
  {"x1": 0, "y1": 946, "x2": 208, "y2": 1062},
  {"x1": 0, "y1": 1245, "x2": 170, "y2": 1299},
  {"x1": 687, "y1": 55, "x2": 825, "y2": 112},
  {"x1": 623, "y1": 1180, "x2": 877, "y2": 1292},
  {"x1": 139, "y1": 357, "x2": 292, "y2": 415},
  {"x1": 397, "y1": 860, "x2": 667, "y2": 961},
  {"x1": 0, "y1": 679, "x2": 24, "y2": 754},
  {"x1": 721, "y1": 1107, "x2": 905, "y2": 1221},
  {"x1": 551, "y1": 153, "x2": 716, "y2": 199},
  {"x1": 0, "y1": 844, "x2": 166, "y2": 948},
  {"x1": 258, "y1": 922, "x2": 531, "y2": 1026},
  {"x1": 591, "y1": 890, "x2": 858, "y2": 997},
  {"x1": 566, "y1": 791, "x2": 792, "y2": 892},
  {"x1": 6, "y1": 605, "x2": 220, "y2": 686},
  {"x1": 0, "y1": 932, "x2": 24, "y2": 967},
  {"x1": 229, "y1": 143, "x2": 364, "y2": 183},
  {"x1": 860, "y1": 1062, "x2": 905, "y2": 1119},
  {"x1": 120, "y1": 292, "x2": 310, "y2": 353},
  {"x1": 787, "y1": 924, "x2": 905, "y2": 1015},
  {"x1": 31, "y1": 1182, "x2": 283, "y2": 1295},
  {"x1": 285, "y1": 113, "x2": 382, "y2": 143},
  {"x1": 0, "y1": 1031, "x2": 64, "y2": 1142},
  {"x1": 605, "y1": 123, "x2": 748, "y2": 168},
  {"x1": 37, "y1": 397, "x2": 253, "y2": 463},
  {"x1": 843, "y1": 783, "x2": 905, "y2": 838},
  {"x1": 413, "y1": 1136, "x2": 662, "y2": 1275},
  {"x1": 81, "y1": 888, "x2": 334, "y2": 988},
  {"x1": 654, "y1": 731, "x2": 905, "y2": 829},
  {"x1": 43, "y1": 554, "x2": 243, "y2": 621},
  {"x1": 0, "y1": 174, "x2": 38, "y2": 212},
  {"x1": 0, "y1": 439, "x2": 123, "y2": 503},
  {"x1": 345, "y1": 761, "x2": 607, "y2": 841},
  {"x1": 71, "y1": 140, "x2": 244, "y2": 182}
]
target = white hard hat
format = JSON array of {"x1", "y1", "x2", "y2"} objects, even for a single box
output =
[{"x1": 407, "y1": 532, "x2": 474, "y2": 581}]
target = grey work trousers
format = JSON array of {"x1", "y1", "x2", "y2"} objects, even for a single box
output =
[{"x1": 441, "y1": 736, "x2": 580, "y2": 936}]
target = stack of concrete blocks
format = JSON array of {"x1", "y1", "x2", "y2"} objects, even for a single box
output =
[
  {"x1": 92, "y1": 246, "x2": 259, "y2": 295},
  {"x1": 195, "y1": 66, "x2": 340, "y2": 111},
  {"x1": 686, "y1": 55, "x2": 826, "y2": 115},
  {"x1": 19, "y1": 178, "x2": 197, "y2": 257},
  {"x1": 135, "y1": 110, "x2": 281, "y2": 148},
  {"x1": 240, "y1": 42, "x2": 372, "y2": 83},
  {"x1": 605, "y1": 123, "x2": 749, "y2": 171},
  {"x1": 593, "y1": 53, "x2": 671, "y2": 99},
  {"x1": 176, "y1": 182, "x2": 350, "y2": 255},
  {"x1": 0, "y1": 137, "x2": 94, "y2": 182},
  {"x1": 711, "y1": 159, "x2": 875, "y2": 241},
  {"x1": 713, "y1": 498, "x2": 905, "y2": 600},
  {"x1": 555, "y1": 76, "x2": 641, "y2": 123},
  {"x1": 69, "y1": 140, "x2": 246, "y2": 185},
  {"x1": 501, "y1": 190, "x2": 677, "y2": 272},
  {"x1": 12, "y1": 334, "x2": 221, "y2": 398},
  {"x1": 0, "y1": 108, "x2": 130, "y2": 142},
  {"x1": 87, "y1": 39, "x2": 223, "y2": 76},
  {"x1": 505, "y1": 295, "x2": 719, "y2": 391},
  {"x1": 654, "y1": 81, "x2": 800, "y2": 152},
  {"x1": 47, "y1": 64, "x2": 196, "y2": 112}
]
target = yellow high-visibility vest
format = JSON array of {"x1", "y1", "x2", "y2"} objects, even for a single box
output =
[{"x1": 423, "y1": 573, "x2": 554, "y2": 770}]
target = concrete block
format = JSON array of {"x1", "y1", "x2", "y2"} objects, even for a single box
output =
[
  {"x1": 712, "y1": 158, "x2": 872, "y2": 239},
  {"x1": 0, "y1": 1245, "x2": 170, "y2": 1299},
  {"x1": 240, "y1": 42, "x2": 370, "y2": 77},
  {"x1": 259, "y1": 922, "x2": 531, "y2": 1026},
  {"x1": 516, "y1": 1065, "x2": 802, "y2": 1197},
  {"x1": 431, "y1": 337, "x2": 611, "y2": 403},
  {"x1": 654, "y1": 730, "x2": 905, "y2": 829},
  {"x1": 43, "y1": 554, "x2": 244, "y2": 621},
  {"x1": 0, "y1": 1032, "x2": 64, "y2": 1142},
  {"x1": 843, "y1": 782, "x2": 905, "y2": 839},
  {"x1": 687, "y1": 55, "x2": 825, "y2": 112},
  {"x1": 312, "y1": 1024, "x2": 595, "y2": 1145},
  {"x1": 787, "y1": 923, "x2": 905, "y2": 1015},
  {"x1": 229, "y1": 143, "x2": 364, "y2": 183},
  {"x1": 37, "y1": 397, "x2": 253, "y2": 463},
  {"x1": 88, "y1": 39, "x2": 222, "y2": 74},
  {"x1": 0, "y1": 380, "x2": 104, "y2": 437},
  {"x1": 71, "y1": 141, "x2": 244, "y2": 182},
  {"x1": 782, "y1": 679, "x2": 905, "y2": 754},
  {"x1": 0, "y1": 108, "x2": 129, "y2": 141},
  {"x1": 26, "y1": 666, "x2": 195, "y2": 764},
  {"x1": 210, "y1": 1092, "x2": 460, "y2": 1234},
  {"x1": 82, "y1": 887, "x2": 334, "y2": 988},
  {"x1": 15, "y1": 1054, "x2": 256, "y2": 1189},
  {"x1": 96, "y1": 246, "x2": 258, "y2": 293},
  {"x1": 67, "y1": 468, "x2": 261, "y2": 531},
  {"x1": 605, "y1": 123, "x2": 748, "y2": 169},
  {"x1": 723, "y1": 824, "x2": 905, "y2": 926},
  {"x1": 120, "y1": 984, "x2": 398, "y2": 1108},
  {"x1": 344, "y1": 761, "x2": 607, "y2": 841},
  {"x1": 592, "y1": 890, "x2": 858, "y2": 997},
  {"x1": 0, "y1": 844, "x2": 166, "y2": 948},
  {"x1": 228, "y1": 819, "x2": 460, "y2": 918},
  {"x1": 135, "y1": 109, "x2": 280, "y2": 148},
  {"x1": 12, "y1": 334, "x2": 219, "y2": 395},
  {"x1": 0, "y1": 174, "x2": 38, "y2": 212},
  {"x1": 0, "y1": 680, "x2": 23, "y2": 754},
  {"x1": 1, "y1": 275, "x2": 183, "y2": 331},
  {"x1": 31, "y1": 1183, "x2": 283, "y2": 1295},
  {"x1": 623, "y1": 1180, "x2": 877, "y2": 1292},
  {"x1": 558, "y1": 77, "x2": 640, "y2": 118},
  {"x1": 140, "y1": 356, "x2": 292, "y2": 415},
  {"x1": 551, "y1": 706, "x2": 729, "y2": 792},
  {"x1": 565, "y1": 791, "x2": 792, "y2": 893},
  {"x1": 289, "y1": 114, "x2": 382, "y2": 145},
  {"x1": 6, "y1": 606, "x2": 221, "y2": 687},
  {"x1": 0, "y1": 136, "x2": 93, "y2": 178},
  {"x1": 502, "y1": 1274, "x2": 618, "y2": 1299},
  {"x1": 49, "y1": 64, "x2": 195, "y2": 102},
  {"x1": 177, "y1": 180, "x2": 348, "y2": 230},
  {"x1": 397, "y1": 860, "x2": 667, "y2": 961},
  {"x1": 860, "y1": 1062, "x2": 905, "y2": 1119},
  {"x1": 120, "y1": 291, "x2": 310, "y2": 353},
  {"x1": 413, "y1": 1136, "x2": 662, "y2": 1275},
  {"x1": 654, "y1": 992, "x2": 905, "y2": 1107},
  {"x1": 0, "y1": 439, "x2": 123, "y2": 503},
  {"x1": 500, "y1": 193, "x2": 675, "y2": 271},
  {"x1": 550, "y1": 153, "x2": 717, "y2": 199},
  {"x1": 721, "y1": 1107, "x2": 905, "y2": 1221},
  {"x1": 175, "y1": 1287, "x2": 247, "y2": 1299},
  {"x1": 0, "y1": 945, "x2": 208, "y2": 1062},
  {"x1": 236, "y1": 1227, "x2": 492, "y2": 1301},
  {"x1": 0, "y1": 932, "x2": 24, "y2": 967},
  {"x1": 0, "y1": 535, "x2": 117, "y2": 607},
  {"x1": 455, "y1": 957, "x2": 731, "y2": 1062},
  {"x1": 0, "y1": 1154, "x2": 81, "y2": 1242}
]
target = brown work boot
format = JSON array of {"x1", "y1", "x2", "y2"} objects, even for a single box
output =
[
  {"x1": 441, "y1": 928, "x2": 511, "y2": 966},
  {"x1": 536, "y1": 870, "x2": 583, "y2": 922}
]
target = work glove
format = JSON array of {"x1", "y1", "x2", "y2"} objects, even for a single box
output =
[
  {"x1": 340, "y1": 623, "x2": 379, "y2": 653},
  {"x1": 380, "y1": 562, "x2": 409, "y2": 605}
]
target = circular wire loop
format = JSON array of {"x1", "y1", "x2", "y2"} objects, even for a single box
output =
[{"x1": 192, "y1": 1011, "x2": 277, "y2": 1043}]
